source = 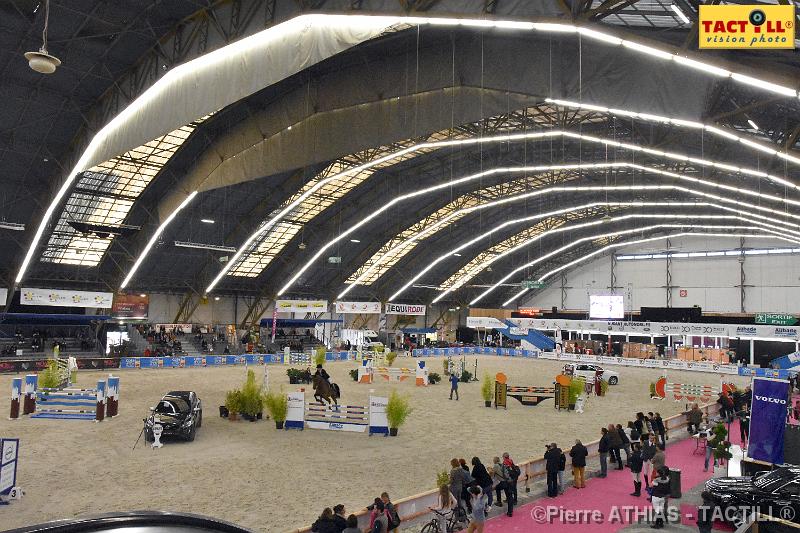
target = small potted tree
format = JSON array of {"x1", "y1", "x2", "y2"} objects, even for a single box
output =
[
  {"x1": 386, "y1": 352, "x2": 398, "y2": 367},
  {"x1": 287, "y1": 368, "x2": 303, "y2": 384},
  {"x1": 568, "y1": 379, "x2": 584, "y2": 410},
  {"x1": 428, "y1": 372, "x2": 441, "y2": 385},
  {"x1": 386, "y1": 389, "x2": 412, "y2": 436},
  {"x1": 240, "y1": 369, "x2": 264, "y2": 421},
  {"x1": 460, "y1": 370, "x2": 472, "y2": 383},
  {"x1": 265, "y1": 389, "x2": 288, "y2": 429},
  {"x1": 225, "y1": 389, "x2": 242, "y2": 422},
  {"x1": 709, "y1": 422, "x2": 732, "y2": 477},
  {"x1": 349, "y1": 369, "x2": 359, "y2": 382},
  {"x1": 481, "y1": 373, "x2": 493, "y2": 407},
  {"x1": 314, "y1": 347, "x2": 326, "y2": 367}
]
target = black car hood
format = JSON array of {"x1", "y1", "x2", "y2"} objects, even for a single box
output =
[
  {"x1": 706, "y1": 477, "x2": 755, "y2": 495},
  {"x1": 151, "y1": 413, "x2": 187, "y2": 428}
]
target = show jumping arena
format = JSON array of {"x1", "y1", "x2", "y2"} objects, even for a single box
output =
[{"x1": 1, "y1": 356, "x2": 751, "y2": 532}]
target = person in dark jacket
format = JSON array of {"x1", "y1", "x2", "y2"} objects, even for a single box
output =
[
  {"x1": 686, "y1": 404, "x2": 703, "y2": 434},
  {"x1": 607, "y1": 423, "x2": 624, "y2": 470},
  {"x1": 332, "y1": 504, "x2": 347, "y2": 533},
  {"x1": 311, "y1": 508, "x2": 338, "y2": 533},
  {"x1": 650, "y1": 467, "x2": 671, "y2": 529},
  {"x1": 717, "y1": 392, "x2": 734, "y2": 421},
  {"x1": 471, "y1": 456, "x2": 493, "y2": 511},
  {"x1": 634, "y1": 412, "x2": 650, "y2": 441},
  {"x1": 652, "y1": 413, "x2": 666, "y2": 448},
  {"x1": 569, "y1": 439, "x2": 588, "y2": 489},
  {"x1": 598, "y1": 427, "x2": 610, "y2": 478},
  {"x1": 558, "y1": 449, "x2": 566, "y2": 494},
  {"x1": 640, "y1": 438, "x2": 657, "y2": 488},
  {"x1": 544, "y1": 443, "x2": 562, "y2": 497},
  {"x1": 629, "y1": 443, "x2": 644, "y2": 497},
  {"x1": 459, "y1": 458, "x2": 473, "y2": 513},
  {"x1": 697, "y1": 491, "x2": 714, "y2": 533}
]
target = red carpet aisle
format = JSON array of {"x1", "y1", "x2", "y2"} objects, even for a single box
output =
[{"x1": 480, "y1": 420, "x2": 742, "y2": 533}]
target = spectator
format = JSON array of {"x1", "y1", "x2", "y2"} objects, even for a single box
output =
[
  {"x1": 449, "y1": 458, "x2": 469, "y2": 510},
  {"x1": 380, "y1": 493, "x2": 400, "y2": 533},
  {"x1": 449, "y1": 371, "x2": 460, "y2": 400},
  {"x1": 717, "y1": 392, "x2": 734, "y2": 422},
  {"x1": 544, "y1": 443, "x2": 561, "y2": 498},
  {"x1": 491, "y1": 456, "x2": 513, "y2": 517},
  {"x1": 367, "y1": 498, "x2": 389, "y2": 533},
  {"x1": 327, "y1": 505, "x2": 346, "y2": 532},
  {"x1": 652, "y1": 412, "x2": 666, "y2": 448},
  {"x1": 616, "y1": 423, "x2": 631, "y2": 466},
  {"x1": 458, "y1": 459, "x2": 474, "y2": 513},
  {"x1": 687, "y1": 404, "x2": 703, "y2": 434},
  {"x1": 641, "y1": 436, "x2": 657, "y2": 488},
  {"x1": 341, "y1": 515, "x2": 360, "y2": 533},
  {"x1": 465, "y1": 485, "x2": 487, "y2": 533},
  {"x1": 502, "y1": 452, "x2": 519, "y2": 505},
  {"x1": 651, "y1": 439, "x2": 666, "y2": 474},
  {"x1": 311, "y1": 508, "x2": 337, "y2": 533},
  {"x1": 569, "y1": 439, "x2": 588, "y2": 489},
  {"x1": 429, "y1": 484, "x2": 457, "y2": 532},
  {"x1": 598, "y1": 427, "x2": 610, "y2": 478},
  {"x1": 557, "y1": 447, "x2": 566, "y2": 494},
  {"x1": 607, "y1": 423, "x2": 624, "y2": 470},
  {"x1": 471, "y1": 457, "x2": 493, "y2": 511},
  {"x1": 627, "y1": 420, "x2": 641, "y2": 444},
  {"x1": 650, "y1": 467, "x2": 671, "y2": 529},
  {"x1": 697, "y1": 491, "x2": 714, "y2": 533},
  {"x1": 629, "y1": 442, "x2": 643, "y2": 497},
  {"x1": 634, "y1": 412, "x2": 650, "y2": 441}
]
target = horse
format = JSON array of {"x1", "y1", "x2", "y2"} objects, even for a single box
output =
[{"x1": 312, "y1": 373, "x2": 340, "y2": 407}]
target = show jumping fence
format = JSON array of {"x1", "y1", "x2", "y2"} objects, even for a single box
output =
[
  {"x1": 284, "y1": 391, "x2": 388, "y2": 435},
  {"x1": 10, "y1": 374, "x2": 119, "y2": 422},
  {"x1": 357, "y1": 359, "x2": 428, "y2": 386}
]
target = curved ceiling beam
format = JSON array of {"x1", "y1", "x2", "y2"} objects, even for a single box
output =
[
  {"x1": 274, "y1": 139, "x2": 800, "y2": 297},
  {"x1": 501, "y1": 231, "x2": 800, "y2": 306},
  {"x1": 473, "y1": 226, "x2": 800, "y2": 306},
  {"x1": 385, "y1": 201, "x2": 800, "y2": 302}
]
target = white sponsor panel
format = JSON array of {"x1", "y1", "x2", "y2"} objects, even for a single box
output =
[
  {"x1": 534, "y1": 350, "x2": 739, "y2": 374},
  {"x1": 275, "y1": 299, "x2": 328, "y2": 313},
  {"x1": 509, "y1": 327, "x2": 529, "y2": 335},
  {"x1": 466, "y1": 317, "x2": 506, "y2": 329},
  {"x1": 335, "y1": 301, "x2": 381, "y2": 314},
  {"x1": 385, "y1": 303, "x2": 426, "y2": 316},
  {"x1": 21, "y1": 287, "x2": 113, "y2": 308},
  {"x1": 0, "y1": 288, "x2": 7, "y2": 306}
]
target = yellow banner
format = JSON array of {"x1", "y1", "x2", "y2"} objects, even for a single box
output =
[{"x1": 699, "y1": 4, "x2": 796, "y2": 49}]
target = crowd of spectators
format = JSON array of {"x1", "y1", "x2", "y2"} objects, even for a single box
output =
[
  {"x1": 138, "y1": 325, "x2": 185, "y2": 357},
  {"x1": 0, "y1": 326, "x2": 95, "y2": 357}
]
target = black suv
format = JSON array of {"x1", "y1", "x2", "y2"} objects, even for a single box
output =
[
  {"x1": 705, "y1": 466, "x2": 800, "y2": 524},
  {"x1": 145, "y1": 391, "x2": 203, "y2": 442}
]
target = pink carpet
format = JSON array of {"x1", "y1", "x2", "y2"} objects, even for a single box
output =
[{"x1": 481, "y1": 420, "x2": 742, "y2": 532}]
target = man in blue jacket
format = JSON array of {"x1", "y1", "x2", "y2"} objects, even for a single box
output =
[{"x1": 449, "y1": 371, "x2": 460, "y2": 400}]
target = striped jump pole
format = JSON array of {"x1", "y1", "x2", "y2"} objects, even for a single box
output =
[
  {"x1": 95, "y1": 380, "x2": 106, "y2": 422},
  {"x1": 23, "y1": 374, "x2": 37, "y2": 415},
  {"x1": 10, "y1": 377, "x2": 21, "y2": 419},
  {"x1": 107, "y1": 375, "x2": 119, "y2": 417}
]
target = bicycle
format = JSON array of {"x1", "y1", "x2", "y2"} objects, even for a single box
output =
[{"x1": 420, "y1": 507, "x2": 469, "y2": 533}]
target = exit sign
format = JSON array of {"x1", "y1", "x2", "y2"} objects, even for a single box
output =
[
  {"x1": 521, "y1": 280, "x2": 546, "y2": 289},
  {"x1": 755, "y1": 313, "x2": 797, "y2": 326}
]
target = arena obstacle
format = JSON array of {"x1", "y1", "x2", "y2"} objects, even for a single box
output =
[
  {"x1": 357, "y1": 359, "x2": 428, "y2": 386},
  {"x1": 445, "y1": 355, "x2": 479, "y2": 381},
  {"x1": 10, "y1": 374, "x2": 119, "y2": 421},
  {"x1": 652, "y1": 376, "x2": 735, "y2": 402},
  {"x1": 284, "y1": 391, "x2": 388, "y2": 435}
]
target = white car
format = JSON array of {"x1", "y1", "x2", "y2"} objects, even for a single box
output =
[{"x1": 564, "y1": 363, "x2": 620, "y2": 385}]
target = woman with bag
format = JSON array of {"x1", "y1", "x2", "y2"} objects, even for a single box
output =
[{"x1": 471, "y1": 457, "x2": 493, "y2": 511}]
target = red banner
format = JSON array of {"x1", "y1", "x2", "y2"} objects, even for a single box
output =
[{"x1": 112, "y1": 294, "x2": 149, "y2": 318}]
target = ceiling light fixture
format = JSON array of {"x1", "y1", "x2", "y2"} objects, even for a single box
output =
[
  {"x1": 174, "y1": 241, "x2": 237, "y2": 253},
  {"x1": 350, "y1": 239, "x2": 361, "y2": 243},
  {"x1": 24, "y1": 0, "x2": 61, "y2": 75},
  {"x1": 747, "y1": 120, "x2": 759, "y2": 131},
  {"x1": 201, "y1": 219, "x2": 215, "y2": 224},
  {"x1": 670, "y1": 4, "x2": 691, "y2": 24}
]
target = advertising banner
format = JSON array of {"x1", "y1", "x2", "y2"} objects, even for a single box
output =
[
  {"x1": 385, "y1": 303, "x2": 426, "y2": 316},
  {"x1": 21, "y1": 287, "x2": 113, "y2": 308},
  {"x1": 112, "y1": 294, "x2": 149, "y2": 318},
  {"x1": 275, "y1": 299, "x2": 328, "y2": 314},
  {"x1": 466, "y1": 317, "x2": 506, "y2": 329},
  {"x1": 335, "y1": 301, "x2": 382, "y2": 314},
  {"x1": 748, "y1": 377, "x2": 790, "y2": 465}
]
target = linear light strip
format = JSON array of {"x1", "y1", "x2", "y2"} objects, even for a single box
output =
[
  {"x1": 426, "y1": 207, "x2": 800, "y2": 304},
  {"x1": 544, "y1": 98, "x2": 800, "y2": 167},
  {"x1": 387, "y1": 198, "x2": 800, "y2": 302},
  {"x1": 618, "y1": 247, "x2": 800, "y2": 260},
  {"x1": 491, "y1": 229, "x2": 800, "y2": 306},
  {"x1": 120, "y1": 190, "x2": 198, "y2": 289},
  {"x1": 21, "y1": 12, "x2": 799, "y2": 286},
  {"x1": 280, "y1": 155, "x2": 800, "y2": 297}
]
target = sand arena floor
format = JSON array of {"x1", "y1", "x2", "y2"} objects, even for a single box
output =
[{"x1": 0, "y1": 356, "x2": 750, "y2": 532}]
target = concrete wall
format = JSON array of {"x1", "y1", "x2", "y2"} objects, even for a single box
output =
[{"x1": 519, "y1": 236, "x2": 800, "y2": 314}]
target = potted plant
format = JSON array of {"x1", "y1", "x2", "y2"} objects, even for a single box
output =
[
  {"x1": 264, "y1": 389, "x2": 288, "y2": 429},
  {"x1": 460, "y1": 370, "x2": 472, "y2": 383},
  {"x1": 349, "y1": 368, "x2": 359, "y2": 381},
  {"x1": 39, "y1": 360, "x2": 62, "y2": 389},
  {"x1": 386, "y1": 352, "x2": 398, "y2": 367},
  {"x1": 287, "y1": 368, "x2": 302, "y2": 384},
  {"x1": 314, "y1": 347, "x2": 326, "y2": 367},
  {"x1": 442, "y1": 359, "x2": 450, "y2": 376},
  {"x1": 225, "y1": 389, "x2": 242, "y2": 421},
  {"x1": 428, "y1": 372, "x2": 441, "y2": 385},
  {"x1": 568, "y1": 378, "x2": 584, "y2": 410},
  {"x1": 709, "y1": 422, "x2": 732, "y2": 477},
  {"x1": 240, "y1": 369, "x2": 264, "y2": 421},
  {"x1": 386, "y1": 389, "x2": 412, "y2": 436},
  {"x1": 481, "y1": 373, "x2": 493, "y2": 407},
  {"x1": 599, "y1": 379, "x2": 609, "y2": 397},
  {"x1": 436, "y1": 470, "x2": 449, "y2": 488},
  {"x1": 649, "y1": 382, "x2": 657, "y2": 398}
]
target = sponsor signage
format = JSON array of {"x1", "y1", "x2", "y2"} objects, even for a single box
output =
[
  {"x1": 0, "y1": 438, "x2": 19, "y2": 495},
  {"x1": 699, "y1": 4, "x2": 796, "y2": 49},
  {"x1": 112, "y1": 293, "x2": 149, "y2": 318},
  {"x1": 385, "y1": 303, "x2": 426, "y2": 316},
  {"x1": 748, "y1": 377, "x2": 791, "y2": 464},
  {"x1": 334, "y1": 301, "x2": 382, "y2": 314},
  {"x1": 466, "y1": 316, "x2": 506, "y2": 329},
  {"x1": 755, "y1": 313, "x2": 797, "y2": 326},
  {"x1": 21, "y1": 287, "x2": 113, "y2": 308},
  {"x1": 521, "y1": 280, "x2": 546, "y2": 289},
  {"x1": 275, "y1": 299, "x2": 328, "y2": 313}
]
